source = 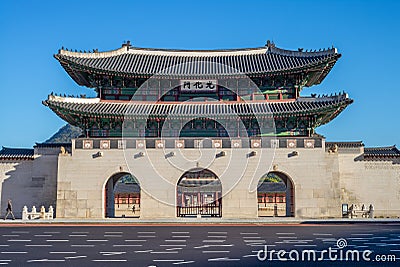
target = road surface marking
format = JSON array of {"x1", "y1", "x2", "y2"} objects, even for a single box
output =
[
  {"x1": 34, "y1": 235, "x2": 52, "y2": 237},
  {"x1": 0, "y1": 245, "x2": 9, "y2": 247},
  {"x1": 50, "y1": 251, "x2": 77, "y2": 254},
  {"x1": 71, "y1": 245, "x2": 95, "y2": 247},
  {"x1": 172, "y1": 232, "x2": 189, "y2": 234},
  {"x1": 244, "y1": 240, "x2": 266, "y2": 243},
  {"x1": 69, "y1": 235, "x2": 87, "y2": 237},
  {"x1": 202, "y1": 251, "x2": 230, "y2": 253},
  {"x1": 105, "y1": 232, "x2": 123, "y2": 234},
  {"x1": 172, "y1": 236, "x2": 190, "y2": 239},
  {"x1": 194, "y1": 244, "x2": 233, "y2": 248},
  {"x1": 313, "y1": 233, "x2": 333, "y2": 236},
  {"x1": 151, "y1": 251, "x2": 179, "y2": 254},
  {"x1": 294, "y1": 244, "x2": 317, "y2": 247},
  {"x1": 1, "y1": 252, "x2": 27, "y2": 254},
  {"x1": 202, "y1": 240, "x2": 225, "y2": 243},
  {"x1": 92, "y1": 260, "x2": 127, "y2": 262},
  {"x1": 87, "y1": 240, "x2": 108, "y2": 242},
  {"x1": 100, "y1": 252, "x2": 126, "y2": 256},
  {"x1": 44, "y1": 232, "x2": 60, "y2": 234},
  {"x1": 240, "y1": 233, "x2": 258, "y2": 235},
  {"x1": 46, "y1": 240, "x2": 69, "y2": 242},
  {"x1": 134, "y1": 250, "x2": 153, "y2": 253},
  {"x1": 242, "y1": 236, "x2": 261, "y2": 239},
  {"x1": 276, "y1": 233, "x2": 295, "y2": 235},
  {"x1": 165, "y1": 240, "x2": 187, "y2": 242},
  {"x1": 208, "y1": 232, "x2": 227, "y2": 234},
  {"x1": 138, "y1": 231, "x2": 155, "y2": 234},
  {"x1": 7, "y1": 240, "x2": 31, "y2": 242},
  {"x1": 113, "y1": 244, "x2": 142, "y2": 247},
  {"x1": 153, "y1": 259, "x2": 184, "y2": 262},
  {"x1": 11, "y1": 231, "x2": 28, "y2": 234},
  {"x1": 160, "y1": 244, "x2": 186, "y2": 247},
  {"x1": 208, "y1": 236, "x2": 226, "y2": 238},
  {"x1": 243, "y1": 254, "x2": 257, "y2": 258},
  {"x1": 27, "y1": 259, "x2": 65, "y2": 262},
  {"x1": 208, "y1": 257, "x2": 240, "y2": 261},
  {"x1": 2, "y1": 235, "x2": 19, "y2": 237},
  {"x1": 138, "y1": 235, "x2": 156, "y2": 238},
  {"x1": 166, "y1": 248, "x2": 183, "y2": 251},
  {"x1": 65, "y1": 255, "x2": 87, "y2": 259},
  {"x1": 173, "y1": 261, "x2": 195, "y2": 265},
  {"x1": 104, "y1": 235, "x2": 122, "y2": 237},
  {"x1": 351, "y1": 233, "x2": 373, "y2": 236},
  {"x1": 278, "y1": 236, "x2": 297, "y2": 239},
  {"x1": 26, "y1": 245, "x2": 52, "y2": 247},
  {"x1": 125, "y1": 239, "x2": 146, "y2": 242},
  {"x1": 71, "y1": 232, "x2": 89, "y2": 234}
]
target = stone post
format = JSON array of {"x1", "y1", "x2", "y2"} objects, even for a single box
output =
[{"x1": 22, "y1": 206, "x2": 28, "y2": 220}]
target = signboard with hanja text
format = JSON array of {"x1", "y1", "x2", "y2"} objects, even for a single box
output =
[{"x1": 180, "y1": 80, "x2": 217, "y2": 93}]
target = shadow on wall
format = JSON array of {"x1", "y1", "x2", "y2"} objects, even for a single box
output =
[{"x1": 1, "y1": 157, "x2": 57, "y2": 219}]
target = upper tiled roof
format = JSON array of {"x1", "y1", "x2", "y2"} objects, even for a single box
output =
[
  {"x1": 325, "y1": 141, "x2": 364, "y2": 148},
  {"x1": 0, "y1": 147, "x2": 34, "y2": 160},
  {"x1": 55, "y1": 42, "x2": 340, "y2": 87}
]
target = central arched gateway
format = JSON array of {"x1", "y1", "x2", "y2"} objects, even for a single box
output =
[
  {"x1": 104, "y1": 172, "x2": 141, "y2": 218},
  {"x1": 257, "y1": 171, "x2": 295, "y2": 217},
  {"x1": 177, "y1": 168, "x2": 222, "y2": 217}
]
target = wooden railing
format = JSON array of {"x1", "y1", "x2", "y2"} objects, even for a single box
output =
[{"x1": 177, "y1": 202, "x2": 222, "y2": 217}]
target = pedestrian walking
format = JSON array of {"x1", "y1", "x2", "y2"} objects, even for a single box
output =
[{"x1": 4, "y1": 199, "x2": 15, "y2": 220}]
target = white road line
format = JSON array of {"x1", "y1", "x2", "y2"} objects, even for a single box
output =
[
  {"x1": 138, "y1": 235, "x2": 156, "y2": 238},
  {"x1": 71, "y1": 245, "x2": 95, "y2": 247},
  {"x1": 278, "y1": 236, "x2": 297, "y2": 239},
  {"x1": 172, "y1": 232, "x2": 189, "y2": 234},
  {"x1": 244, "y1": 240, "x2": 266, "y2": 243},
  {"x1": 313, "y1": 233, "x2": 333, "y2": 236},
  {"x1": 1, "y1": 252, "x2": 27, "y2": 254},
  {"x1": 173, "y1": 261, "x2": 195, "y2": 265},
  {"x1": 202, "y1": 240, "x2": 225, "y2": 243},
  {"x1": 87, "y1": 240, "x2": 108, "y2": 242},
  {"x1": 242, "y1": 236, "x2": 261, "y2": 239},
  {"x1": 208, "y1": 257, "x2": 240, "y2": 261},
  {"x1": 27, "y1": 259, "x2": 65, "y2": 262},
  {"x1": 0, "y1": 245, "x2": 9, "y2": 247},
  {"x1": 34, "y1": 235, "x2": 52, "y2": 237},
  {"x1": 113, "y1": 244, "x2": 142, "y2": 247},
  {"x1": 0, "y1": 260, "x2": 11, "y2": 262},
  {"x1": 105, "y1": 232, "x2": 123, "y2": 234},
  {"x1": 65, "y1": 255, "x2": 87, "y2": 259},
  {"x1": 153, "y1": 259, "x2": 184, "y2": 262},
  {"x1": 240, "y1": 233, "x2": 258, "y2": 235},
  {"x1": 166, "y1": 248, "x2": 183, "y2": 251},
  {"x1": 7, "y1": 240, "x2": 31, "y2": 242},
  {"x1": 50, "y1": 252, "x2": 77, "y2": 254},
  {"x1": 194, "y1": 244, "x2": 233, "y2": 249},
  {"x1": 243, "y1": 254, "x2": 257, "y2": 258},
  {"x1": 104, "y1": 235, "x2": 122, "y2": 237},
  {"x1": 351, "y1": 233, "x2": 373, "y2": 236},
  {"x1": 135, "y1": 250, "x2": 153, "y2": 253},
  {"x1": 208, "y1": 236, "x2": 226, "y2": 238},
  {"x1": 125, "y1": 239, "x2": 146, "y2": 242},
  {"x1": 69, "y1": 235, "x2": 87, "y2": 237},
  {"x1": 100, "y1": 252, "x2": 126, "y2": 256},
  {"x1": 172, "y1": 236, "x2": 190, "y2": 238},
  {"x1": 202, "y1": 251, "x2": 230, "y2": 253},
  {"x1": 151, "y1": 251, "x2": 179, "y2": 254},
  {"x1": 160, "y1": 244, "x2": 187, "y2": 247},
  {"x1": 46, "y1": 240, "x2": 69, "y2": 242},
  {"x1": 25, "y1": 245, "x2": 52, "y2": 247},
  {"x1": 71, "y1": 232, "x2": 89, "y2": 234},
  {"x1": 2, "y1": 235, "x2": 19, "y2": 237},
  {"x1": 92, "y1": 260, "x2": 127, "y2": 262},
  {"x1": 44, "y1": 232, "x2": 60, "y2": 234},
  {"x1": 138, "y1": 231, "x2": 155, "y2": 234},
  {"x1": 165, "y1": 240, "x2": 187, "y2": 242},
  {"x1": 390, "y1": 249, "x2": 400, "y2": 252},
  {"x1": 208, "y1": 232, "x2": 227, "y2": 234},
  {"x1": 276, "y1": 233, "x2": 295, "y2": 235},
  {"x1": 11, "y1": 231, "x2": 29, "y2": 234},
  {"x1": 294, "y1": 244, "x2": 317, "y2": 247}
]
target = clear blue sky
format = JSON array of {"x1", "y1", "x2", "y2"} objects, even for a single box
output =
[{"x1": 0, "y1": 0, "x2": 399, "y2": 148}]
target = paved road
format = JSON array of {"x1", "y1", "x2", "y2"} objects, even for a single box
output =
[{"x1": 0, "y1": 224, "x2": 399, "y2": 266}]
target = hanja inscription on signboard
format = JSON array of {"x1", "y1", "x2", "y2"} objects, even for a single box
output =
[{"x1": 180, "y1": 80, "x2": 217, "y2": 93}]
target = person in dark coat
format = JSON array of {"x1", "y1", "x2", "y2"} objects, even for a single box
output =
[{"x1": 4, "y1": 199, "x2": 15, "y2": 220}]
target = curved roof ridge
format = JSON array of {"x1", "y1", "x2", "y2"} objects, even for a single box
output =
[{"x1": 56, "y1": 43, "x2": 338, "y2": 59}]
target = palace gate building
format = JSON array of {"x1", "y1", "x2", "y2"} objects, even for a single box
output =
[{"x1": 1, "y1": 41, "x2": 399, "y2": 219}]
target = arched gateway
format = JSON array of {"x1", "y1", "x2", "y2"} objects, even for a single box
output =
[
  {"x1": 177, "y1": 168, "x2": 222, "y2": 217},
  {"x1": 257, "y1": 172, "x2": 295, "y2": 217},
  {"x1": 104, "y1": 172, "x2": 141, "y2": 218}
]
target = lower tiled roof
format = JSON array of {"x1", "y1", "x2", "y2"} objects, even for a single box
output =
[
  {"x1": 364, "y1": 146, "x2": 400, "y2": 158},
  {"x1": 0, "y1": 147, "x2": 34, "y2": 160}
]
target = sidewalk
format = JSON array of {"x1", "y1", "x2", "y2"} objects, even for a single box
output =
[{"x1": 1, "y1": 217, "x2": 400, "y2": 225}]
